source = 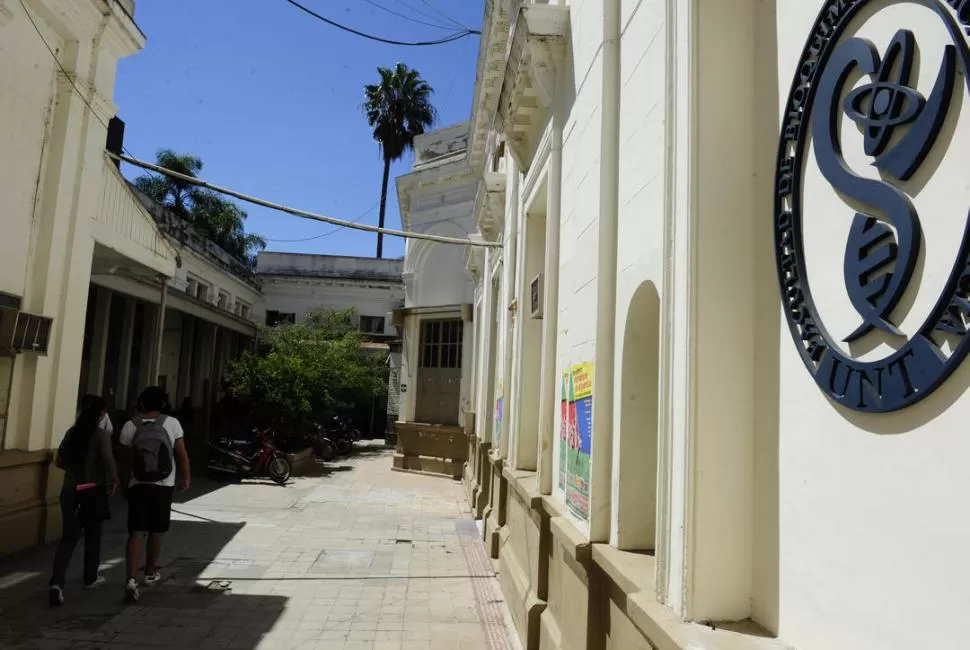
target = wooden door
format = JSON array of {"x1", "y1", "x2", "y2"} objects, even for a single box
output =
[{"x1": 415, "y1": 319, "x2": 463, "y2": 425}]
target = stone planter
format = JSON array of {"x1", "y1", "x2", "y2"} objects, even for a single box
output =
[
  {"x1": 285, "y1": 447, "x2": 316, "y2": 476},
  {"x1": 392, "y1": 422, "x2": 467, "y2": 479}
]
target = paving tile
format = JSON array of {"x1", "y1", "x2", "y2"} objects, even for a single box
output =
[{"x1": 0, "y1": 443, "x2": 521, "y2": 650}]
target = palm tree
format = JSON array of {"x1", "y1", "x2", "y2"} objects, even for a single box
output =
[
  {"x1": 132, "y1": 149, "x2": 266, "y2": 269},
  {"x1": 363, "y1": 63, "x2": 437, "y2": 258},
  {"x1": 132, "y1": 149, "x2": 202, "y2": 218}
]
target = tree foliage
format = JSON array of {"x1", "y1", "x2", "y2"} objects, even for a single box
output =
[
  {"x1": 132, "y1": 149, "x2": 266, "y2": 268},
  {"x1": 225, "y1": 309, "x2": 388, "y2": 427},
  {"x1": 362, "y1": 63, "x2": 437, "y2": 258}
]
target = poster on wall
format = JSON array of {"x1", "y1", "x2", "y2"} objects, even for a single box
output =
[
  {"x1": 565, "y1": 362, "x2": 593, "y2": 522},
  {"x1": 558, "y1": 370, "x2": 571, "y2": 491}
]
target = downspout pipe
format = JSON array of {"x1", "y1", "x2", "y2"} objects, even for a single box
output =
[
  {"x1": 538, "y1": 110, "x2": 563, "y2": 495},
  {"x1": 590, "y1": 0, "x2": 622, "y2": 543}
]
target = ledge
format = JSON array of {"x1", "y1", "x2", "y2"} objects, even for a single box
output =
[
  {"x1": 592, "y1": 544, "x2": 656, "y2": 602},
  {"x1": 548, "y1": 515, "x2": 590, "y2": 566},
  {"x1": 0, "y1": 450, "x2": 52, "y2": 469},
  {"x1": 592, "y1": 546, "x2": 787, "y2": 650},
  {"x1": 502, "y1": 467, "x2": 544, "y2": 511}
]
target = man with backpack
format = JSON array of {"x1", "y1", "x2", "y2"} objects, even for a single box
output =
[{"x1": 118, "y1": 386, "x2": 191, "y2": 603}]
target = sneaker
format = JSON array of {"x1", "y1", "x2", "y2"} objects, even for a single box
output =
[
  {"x1": 124, "y1": 578, "x2": 140, "y2": 603},
  {"x1": 144, "y1": 571, "x2": 161, "y2": 587},
  {"x1": 48, "y1": 585, "x2": 64, "y2": 607},
  {"x1": 84, "y1": 575, "x2": 106, "y2": 589}
]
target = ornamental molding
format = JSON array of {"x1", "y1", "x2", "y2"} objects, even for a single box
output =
[{"x1": 496, "y1": 4, "x2": 570, "y2": 171}]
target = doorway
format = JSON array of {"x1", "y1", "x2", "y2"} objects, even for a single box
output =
[{"x1": 415, "y1": 318, "x2": 463, "y2": 425}]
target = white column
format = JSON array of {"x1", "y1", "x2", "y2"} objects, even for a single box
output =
[
  {"x1": 538, "y1": 111, "x2": 564, "y2": 494},
  {"x1": 460, "y1": 317, "x2": 475, "y2": 427},
  {"x1": 497, "y1": 162, "x2": 520, "y2": 460},
  {"x1": 114, "y1": 296, "x2": 136, "y2": 411},
  {"x1": 85, "y1": 287, "x2": 113, "y2": 395},
  {"x1": 589, "y1": 0, "x2": 622, "y2": 543},
  {"x1": 176, "y1": 315, "x2": 196, "y2": 404},
  {"x1": 10, "y1": 31, "x2": 112, "y2": 451},
  {"x1": 139, "y1": 303, "x2": 159, "y2": 389}
]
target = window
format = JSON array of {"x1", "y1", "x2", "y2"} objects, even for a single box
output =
[
  {"x1": 196, "y1": 283, "x2": 209, "y2": 302},
  {"x1": 359, "y1": 315, "x2": 386, "y2": 334},
  {"x1": 239, "y1": 303, "x2": 250, "y2": 319},
  {"x1": 217, "y1": 291, "x2": 230, "y2": 310},
  {"x1": 419, "y1": 319, "x2": 463, "y2": 369},
  {"x1": 266, "y1": 311, "x2": 296, "y2": 326},
  {"x1": 185, "y1": 278, "x2": 197, "y2": 295}
]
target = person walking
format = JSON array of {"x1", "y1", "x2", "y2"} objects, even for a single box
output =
[
  {"x1": 119, "y1": 386, "x2": 191, "y2": 603},
  {"x1": 49, "y1": 394, "x2": 119, "y2": 606}
]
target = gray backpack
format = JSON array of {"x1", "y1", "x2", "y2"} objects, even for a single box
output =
[{"x1": 130, "y1": 415, "x2": 173, "y2": 482}]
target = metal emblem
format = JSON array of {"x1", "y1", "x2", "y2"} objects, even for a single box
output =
[{"x1": 775, "y1": 0, "x2": 970, "y2": 412}]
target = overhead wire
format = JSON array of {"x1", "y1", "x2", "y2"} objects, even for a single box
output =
[
  {"x1": 282, "y1": 0, "x2": 480, "y2": 45},
  {"x1": 360, "y1": 0, "x2": 456, "y2": 31},
  {"x1": 387, "y1": 0, "x2": 457, "y2": 27},
  {"x1": 22, "y1": 0, "x2": 490, "y2": 248},
  {"x1": 262, "y1": 201, "x2": 379, "y2": 242},
  {"x1": 109, "y1": 152, "x2": 500, "y2": 248},
  {"x1": 416, "y1": 0, "x2": 469, "y2": 30}
]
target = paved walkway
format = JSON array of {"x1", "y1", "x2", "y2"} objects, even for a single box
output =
[{"x1": 0, "y1": 443, "x2": 520, "y2": 650}]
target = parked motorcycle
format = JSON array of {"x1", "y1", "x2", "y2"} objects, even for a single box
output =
[{"x1": 207, "y1": 427, "x2": 291, "y2": 485}]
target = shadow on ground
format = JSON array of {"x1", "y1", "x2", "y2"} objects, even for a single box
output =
[{"x1": 0, "y1": 499, "x2": 287, "y2": 649}]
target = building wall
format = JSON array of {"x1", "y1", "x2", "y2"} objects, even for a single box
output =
[
  {"x1": 467, "y1": 1, "x2": 970, "y2": 649},
  {"x1": 172, "y1": 248, "x2": 264, "y2": 325},
  {"x1": 257, "y1": 252, "x2": 404, "y2": 331},
  {"x1": 259, "y1": 276, "x2": 403, "y2": 332},
  {"x1": 0, "y1": 0, "x2": 145, "y2": 557}
]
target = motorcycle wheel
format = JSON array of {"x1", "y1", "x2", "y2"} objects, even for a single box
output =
[
  {"x1": 269, "y1": 456, "x2": 291, "y2": 486},
  {"x1": 316, "y1": 438, "x2": 336, "y2": 462}
]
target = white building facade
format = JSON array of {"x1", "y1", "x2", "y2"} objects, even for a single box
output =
[
  {"x1": 395, "y1": 124, "x2": 478, "y2": 429},
  {"x1": 0, "y1": 0, "x2": 265, "y2": 556},
  {"x1": 462, "y1": 1, "x2": 970, "y2": 650}
]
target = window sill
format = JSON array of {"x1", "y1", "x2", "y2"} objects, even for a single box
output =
[
  {"x1": 0, "y1": 450, "x2": 51, "y2": 469},
  {"x1": 592, "y1": 546, "x2": 785, "y2": 650}
]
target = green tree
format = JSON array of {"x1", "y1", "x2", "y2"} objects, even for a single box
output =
[
  {"x1": 363, "y1": 63, "x2": 437, "y2": 258},
  {"x1": 225, "y1": 309, "x2": 388, "y2": 427},
  {"x1": 132, "y1": 149, "x2": 266, "y2": 268}
]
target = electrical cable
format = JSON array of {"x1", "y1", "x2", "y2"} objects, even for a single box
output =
[
  {"x1": 283, "y1": 0, "x2": 480, "y2": 45},
  {"x1": 387, "y1": 0, "x2": 456, "y2": 27},
  {"x1": 416, "y1": 0, "x2": 469, "y2": 31},
  {"x1": 361, "y1": 0, "x2": 456, "y2": 31},
  {"x1": 108, "y1": 152, "x2": 500, "y2": 248},
  {"x1": 263, "y1": 201, "x2": 379, "y2": 242}
]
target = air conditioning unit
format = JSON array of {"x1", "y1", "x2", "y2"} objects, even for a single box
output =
[
  {"x1": 389, "y1": 308, "x2": 405, "y2": 327},
  {"x1": 0, "y1": 307, "x2": 53, "y2": 356},
  {"x1": 530, "y1": 273, "x2": 543, "y2": 319},
  {"x1": 460, "y1": 303, "x2": 474, "y2": 322}
]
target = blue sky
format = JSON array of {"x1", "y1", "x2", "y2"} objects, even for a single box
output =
[{"x1": 114, "y1": 0, "x2": 484, "y2": 260}]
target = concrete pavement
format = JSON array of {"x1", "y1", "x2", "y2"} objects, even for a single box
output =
[{"x1": 0, "y1": 443, "x2": 520, "y2": 649}]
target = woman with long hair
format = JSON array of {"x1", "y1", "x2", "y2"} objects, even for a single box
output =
[{"x1": 48, "y1": 394, "x2": 119, "y2": 606}]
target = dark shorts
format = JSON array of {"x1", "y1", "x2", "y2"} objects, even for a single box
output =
[{"x1": 126, "y1": 484, "x2": 174, "y2": 534}]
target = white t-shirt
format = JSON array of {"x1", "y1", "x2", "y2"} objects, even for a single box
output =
[{"x1": 119, "y1": 415, "x2": 184, "y2": 488}]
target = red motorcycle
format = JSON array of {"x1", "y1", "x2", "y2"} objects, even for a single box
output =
[{"x1": 206, "y1": 427, "x2": 291, "y2": 486}]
